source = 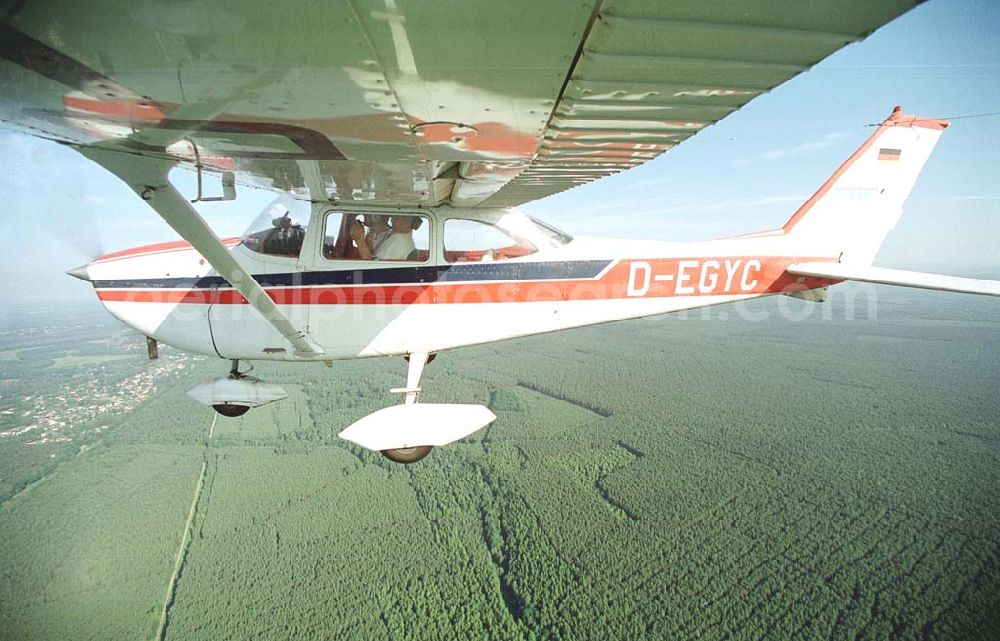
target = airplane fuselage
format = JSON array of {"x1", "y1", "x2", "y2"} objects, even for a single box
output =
[{"x1": 79, "y1": 205, "x2": 836, "y2": 361}]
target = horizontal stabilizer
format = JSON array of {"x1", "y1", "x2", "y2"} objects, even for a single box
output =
[
  {"x1": 787, "y1": 263, "x2": 1000, "y2": 296},
  {"x1": 339, "y1": 404, "x2": 496, "y2": 451}
]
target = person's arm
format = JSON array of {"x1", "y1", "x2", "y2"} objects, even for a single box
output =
[{"x1": 349, "y1": 220, "x2": 374, "y2": 260}]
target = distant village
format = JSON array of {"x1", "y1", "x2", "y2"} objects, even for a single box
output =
[{"x1": 0, "y1": 348, "x2": 195, "y2": 446}]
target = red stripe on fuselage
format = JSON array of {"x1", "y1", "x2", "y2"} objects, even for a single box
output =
[
  {"x1": 95, "y1": 257, "x2": 837, "y2": 305},
  {"x1": 93, "y1": 238, "x2": 241, "y2": 264}
]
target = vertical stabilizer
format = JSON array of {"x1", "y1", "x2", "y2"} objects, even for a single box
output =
[{"x1": 783, "y1": 107, "x2": 948, "y2": 265}]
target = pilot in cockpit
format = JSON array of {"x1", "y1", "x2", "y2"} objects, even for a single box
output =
[{"x1": 260, "y1": 213, "x2": 305, "y2": 256}]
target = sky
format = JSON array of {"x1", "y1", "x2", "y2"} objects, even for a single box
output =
[{"x1": 0, "y1": 0, "x2": 997, "y2": 311}]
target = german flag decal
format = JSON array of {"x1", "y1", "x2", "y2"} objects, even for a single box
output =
[{"x1": 878, "y1": 148, "x2": 902, "y2": 162}]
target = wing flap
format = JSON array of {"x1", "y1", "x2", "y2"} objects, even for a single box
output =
[{"x1": 787, "y1": 263, "x2": 1000, "y2": 297}]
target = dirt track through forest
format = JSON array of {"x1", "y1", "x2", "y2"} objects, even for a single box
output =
[{"x1": 156, "y1": 416, "x2": 214, "y2": 641}]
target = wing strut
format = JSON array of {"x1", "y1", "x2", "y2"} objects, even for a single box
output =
[{"x1": 77, "y1": 146, "x2": 324, "y2": 358}]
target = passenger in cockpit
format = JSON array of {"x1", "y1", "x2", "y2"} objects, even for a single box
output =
[
  {"x1": 363, "y1": 214, "x2": 388, "y2": 248},
  {"x1": 350, "y1": 215, "x2": 422, "y2": 261}
]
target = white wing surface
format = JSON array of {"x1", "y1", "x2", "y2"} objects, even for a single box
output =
[{"x1": 0, "y1": 0, "x2": 920, "y2": 208}]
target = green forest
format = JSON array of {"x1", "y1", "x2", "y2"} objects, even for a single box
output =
[{"x1": 0, "y1": 291, "x2": 997, "y2": 640}]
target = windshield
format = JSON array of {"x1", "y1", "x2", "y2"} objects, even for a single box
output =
[{"x1": 241, "y1": 196, "x2": 310, "y2": 258}]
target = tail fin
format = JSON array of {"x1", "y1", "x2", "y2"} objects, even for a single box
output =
[{"x1": 783, "y1": 107, "x2": 948, "y2": 265}]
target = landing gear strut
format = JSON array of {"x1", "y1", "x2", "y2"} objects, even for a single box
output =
[{"x1": 380, "y1": 352, "x2": 433, "y2": 464}]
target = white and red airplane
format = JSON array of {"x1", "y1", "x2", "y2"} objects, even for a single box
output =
[{"x1": 1, "y1": 1, "x2": 996, "y2": 462}]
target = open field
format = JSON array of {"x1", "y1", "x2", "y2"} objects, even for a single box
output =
[
  {"x1": 0, "y1": 289, "x2": 997, "y2": 640},
  {"x1": 49, "y1": 354, "x2": 133, "y2": 369}
]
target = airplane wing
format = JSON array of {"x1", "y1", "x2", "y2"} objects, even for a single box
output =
[{"x1": 0, "y1": 0, "x2": 921, "y2": 208}]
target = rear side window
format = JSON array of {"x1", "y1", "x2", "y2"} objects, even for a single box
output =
[
  {"x1": 443, "y1": 219, "x2": 536, "y2": 263},
  {"x1": 322, "y1": 212, "x2": 430, "y2": 262}
]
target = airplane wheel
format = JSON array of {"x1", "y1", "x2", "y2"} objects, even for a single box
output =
[
  {"x1": 381, "y1": 446, "x2": 433, "y2": 464},
  {"x1": 213, "y1": 403, "x2": 250, "y2": 418}
]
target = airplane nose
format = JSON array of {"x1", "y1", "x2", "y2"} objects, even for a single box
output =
[{"x1": 66, "y1": 264, "x2": 91, "y2": 282}]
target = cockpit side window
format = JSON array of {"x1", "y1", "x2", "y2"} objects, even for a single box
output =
[{"x1": 241, "y1": 198, "x2": 309, "y2": 258}]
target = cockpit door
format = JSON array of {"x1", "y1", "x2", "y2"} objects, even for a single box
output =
[{"x1": 207, "y1": 197, "x2": 316, "y2": 360}]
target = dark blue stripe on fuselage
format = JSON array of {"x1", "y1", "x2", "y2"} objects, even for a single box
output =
[{"x1": 91, "y1": 260, "x2": 612, "y2": 289}]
